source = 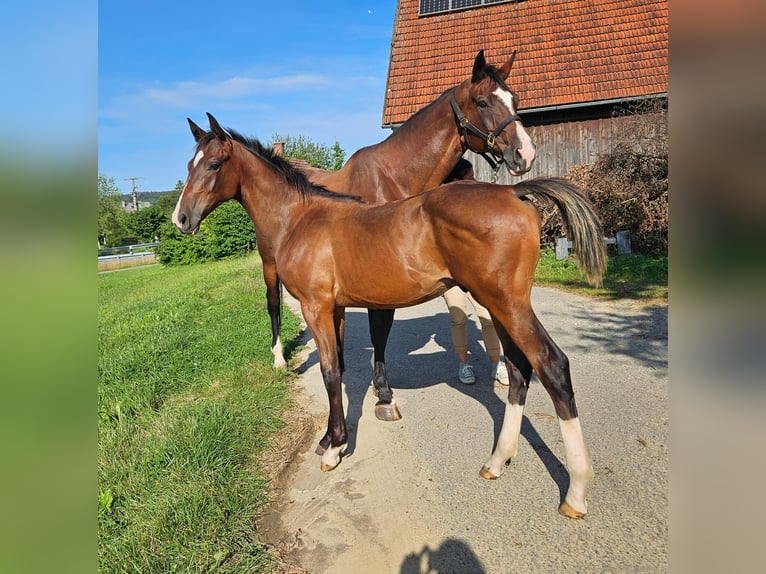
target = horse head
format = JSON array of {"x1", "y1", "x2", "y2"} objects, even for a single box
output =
[
  {"x1": 172, "y1": 113, "x2": 240, "y2": 234},
  {"x1": 454, "y1": 50, "x2": 536, "y2": 176}
]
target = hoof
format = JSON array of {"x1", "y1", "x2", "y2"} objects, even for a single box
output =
[
  {"x1": 479, "y1": 466, "x2": 500, "y2": 480},
  {"x1": 374, "y1": 401, "x2": 402, "y2": 422},
  {"x1": 320, "y1": 460, "x2": 340, "y2": 472},
  {"x1": 558, "y1": 500, "x2": 586, "y2": 519},
  {"x1": 315, "y1": 444, "x2": 326, "y2": 456}
]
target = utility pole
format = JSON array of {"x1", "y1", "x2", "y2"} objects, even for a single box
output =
[{"x1": 124, "y1": 177, "x2": 144, "y2": 211}]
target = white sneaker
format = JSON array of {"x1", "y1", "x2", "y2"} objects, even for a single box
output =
[
  {"x1": 493, "y1": 360, "x2": 510, "y2": 386},
  {"x1": 458, "y1": 362, "x2": 476, "y2": 385}
]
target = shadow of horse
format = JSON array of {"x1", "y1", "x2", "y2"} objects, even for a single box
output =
[
  {"x1": 400, "y1": 538, "x2": 486, "y2": 574},
  {"x1": 289, "y1": 305, "x2": 570, "y2": 504}
]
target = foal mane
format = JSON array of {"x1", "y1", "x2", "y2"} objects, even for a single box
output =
[{"x1": 219, "y1": 128, "x2": 362, "y2": 203}]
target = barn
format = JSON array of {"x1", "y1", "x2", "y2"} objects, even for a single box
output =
[{"x1": 382, "y1": 0, "x2": 668, "y2": 183}]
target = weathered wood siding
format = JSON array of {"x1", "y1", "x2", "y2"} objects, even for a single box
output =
[{"x1": 468, "y1": 115, "x2": 637, "y2": 183}]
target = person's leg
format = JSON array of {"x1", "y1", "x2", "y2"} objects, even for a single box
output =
[
  {"x1": 443, "y1": 286, "x2": 474, "y2": 384},
  {"x1": 466, "y1": 291, "x2": 509, "y2": 385}
]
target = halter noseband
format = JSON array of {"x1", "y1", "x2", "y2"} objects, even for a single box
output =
[{"x1": 449, "y1": 90, "x2": 521, "y2": 172}]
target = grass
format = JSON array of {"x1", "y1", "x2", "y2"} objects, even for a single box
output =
[
  {"x1": 535, "y1": 247, "x2": 667, "y2": 302},
  {"x1": 98, "y1": 247, "x2": 664, "y2": 572},
  {"x1": 98, "y1": 253, "x2": 302, "y2": 573}
]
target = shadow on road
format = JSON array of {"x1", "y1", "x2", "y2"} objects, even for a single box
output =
[
  {"x1": 400, "y1": 539, "x2": 486, "y2": 574},
  {"x1": 290, "y1": 306, "x2": 575, "y2": 502}
]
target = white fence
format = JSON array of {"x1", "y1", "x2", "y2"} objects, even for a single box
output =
[
  {"x1": 555, "y1": 231, "x2": 631, "y2": 260},
  {"x1": 97, "y1": 242, "x2": 160, "y2": 270}
]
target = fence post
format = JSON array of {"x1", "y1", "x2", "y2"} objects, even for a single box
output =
[
  {"x1": 555, "y1": 237, "x2": 570, "y2": 260},
  {"x1": 616, "y1": 230, "x2": 632, "y2": 255}
]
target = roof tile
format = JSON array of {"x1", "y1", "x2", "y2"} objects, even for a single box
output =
[{"x1": 383, "y1": 0, "x2": 668, "y2": 125}]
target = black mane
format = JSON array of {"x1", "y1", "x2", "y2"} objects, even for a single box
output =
[{"x1": 210, "y1": 128, "x2": 363, "y2": 203}]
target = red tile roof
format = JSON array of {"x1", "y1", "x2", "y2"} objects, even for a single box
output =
[{"x1": 383, "y1": 0, "x2": 668, "y2": 126}]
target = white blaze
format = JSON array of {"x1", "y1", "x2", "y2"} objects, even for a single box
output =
[
  {"x1": 171, "y1": 150, "x2": 204, "y2": 228},
  {"x1": 492, "y1": 87, "x2": 535, "y2": 167},
  {"x1": 171, "y1": 181, "x2": 189, "y2": 228}
]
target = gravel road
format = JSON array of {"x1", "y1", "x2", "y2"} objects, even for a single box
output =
[{"x1": 261, "y1": 286, "x2": 668, "y2": 574}]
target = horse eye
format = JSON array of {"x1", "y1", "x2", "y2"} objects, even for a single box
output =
[
  {"x1": 477, "y1": 100, "x2": 489, "y2": 109},
  {"x1": 208, "y1": 162, "x2": 221, "y2": 171}
]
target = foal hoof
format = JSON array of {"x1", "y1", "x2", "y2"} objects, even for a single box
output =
[
  {"x1": 479, "y1": 466, "x2": 500, "y2": 480},
  {"x1": 374, "y1": 401, "x2": 402, "y2": 422},
  {"x1": 320, "y1": 460, "x2": 340, "y2": 472},
  {"x1": 558, "y1": 501, "x2": 587, "y2": 520}
]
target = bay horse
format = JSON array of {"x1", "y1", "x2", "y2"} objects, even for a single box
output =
[
  {"x1": 172, "y1": 114, "x2": 607, "y2": 518},
  {"x1": 259, "y1": 50, "x2": 536, "y2": 423}
]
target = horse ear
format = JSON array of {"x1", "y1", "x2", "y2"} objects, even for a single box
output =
[
  {"x1": 206, "y1": 112, "x2": 228, "y2": 141},
  {"x1": 497, "y1": 50, "x2": 517, "y2": 81},
  {"x1": 188, "y1": 118, "x2": 207, "y2": 142},
  {"x1": 471, "y1": 50, "x2": 487, "y2": 83}
]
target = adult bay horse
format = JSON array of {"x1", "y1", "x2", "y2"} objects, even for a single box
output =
[
  {"x1": 262, "y1": 50, "x2": 536, "y2": 423},
  {"x1": 172, "y1": 114, "x2": 607, "y2": 518}
]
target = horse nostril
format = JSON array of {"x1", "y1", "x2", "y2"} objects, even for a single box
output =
[{"x1": 179, "y1": 212, "x2": 187, "y2": 226}]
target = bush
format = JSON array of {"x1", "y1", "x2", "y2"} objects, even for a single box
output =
[
  {"x1": 535, "y1": 100, "x2": 668, "y2": 256},
  {"x1": 157, "y1": 201, "x2": 256, "y2": 265},
  {"x1": 566, "y1": 144, "x2": 668, "y2": 255}
]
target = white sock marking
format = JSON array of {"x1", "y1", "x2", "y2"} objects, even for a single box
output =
[
  {"x1": 272, "y1": 336, "x2": 287, "y2": 368},
  {"x1": 484, "y1": 403, "x2": 524, "y2": 476},
  {"x1": 559, "y1": 417, "x2": 594, "y2": 514}
]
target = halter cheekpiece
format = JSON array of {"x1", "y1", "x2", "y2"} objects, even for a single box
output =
[{"x1": 449, "y1": 90, "x2": 521, "y2": 172}]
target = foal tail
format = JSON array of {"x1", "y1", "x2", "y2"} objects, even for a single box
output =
[{"x1": 514, "y1": 177, "x2": 608, "y2": 287}]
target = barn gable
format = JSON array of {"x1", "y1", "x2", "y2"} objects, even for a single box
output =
[{"x1": 382, "y1": 0, "x2": 668, "y2": 179}]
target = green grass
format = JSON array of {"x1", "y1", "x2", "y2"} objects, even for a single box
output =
[
  {"x1": 98, "y1": 253, "x2": 302, "y2": 573},
  {"x1": 535, "y1": 248, "x2": 667, "y2": 302}
]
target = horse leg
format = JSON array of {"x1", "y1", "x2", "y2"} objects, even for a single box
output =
[
  {"x1": 489, "y1": 302, "x2": 594, "y2": 518},
  {"x1": 262, "y1": 259, "x2": 287, "y2": 368},
  {"x1": 480, "y1": 325, "x2": 533, "y2": 479},
  {"x1": 302, "y1": 301, "x2": 348, "y2": 471},
  {"x1": 315, "y1": 307, "x2": 348, "y2": 456},
  {"x1": 368, "y1": 309, "x2": 402, "y2": 421},
  {"x1": 335, "y1": 307, "x2": 346, "y2": 373}
]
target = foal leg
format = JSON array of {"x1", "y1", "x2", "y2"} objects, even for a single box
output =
[
  {"x1": 480, "y1": 326, "x2": 533, "y2": 479},
  {"x1": 316, "y1": 307, "x2": 348, "y2": 455},
  {"x1": 368, "y1": 309, "x2": 402, "y2": 421},
  {"x1": 262, "y1": 259, "x2": 287, "y2": 368},
  {"x1": 302, "y1": 302, "x2": 348, "y2": 471},
  {"x1": 493, "y1": 304, "x2": 594, "y2": 518}
]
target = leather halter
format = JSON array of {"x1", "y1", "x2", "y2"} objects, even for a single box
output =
[{"x1": 449, "y1": 90, "x2": 521, "y2": 171}]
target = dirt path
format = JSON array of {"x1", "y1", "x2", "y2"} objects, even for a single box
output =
[{"x1": 260, "y1": 287, "x2": 668, "y2": 573}]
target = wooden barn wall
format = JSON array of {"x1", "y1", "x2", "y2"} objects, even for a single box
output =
[{"x1": 467, "y1": 115, "x2": 638, "y2": 184}]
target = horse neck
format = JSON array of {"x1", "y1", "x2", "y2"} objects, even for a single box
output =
[
  {"x1": 374, "y1": 87, "x2": 467, "y2": 193},
  {"x1": 234, "y1": 144, "x2": 300, "y2": 249}
]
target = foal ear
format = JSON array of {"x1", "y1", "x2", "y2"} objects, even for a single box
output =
[
  {"x1": 497, "y1": 50, "x2": 517, "y2": 81},
  {"x1": 471, "y1": 49, "x2": 487, "y2": 83},
  {"x1": 188, "y1": 118, "x2": 207, "y2": 142},
  {"x1": 206, "y1": 112, "x2": 228, "y2": 141}
]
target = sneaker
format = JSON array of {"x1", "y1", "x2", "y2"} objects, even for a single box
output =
[
  {"x1": 493, "y1": 360, "x2": 510, "y2": 386},
  {"x1": 458, "y1": 362, "x2": 476, "y2": 385}
]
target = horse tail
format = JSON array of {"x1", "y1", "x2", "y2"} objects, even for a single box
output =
[{"x1": 513, "y1": 177, "x2": 608, "y2": 287}]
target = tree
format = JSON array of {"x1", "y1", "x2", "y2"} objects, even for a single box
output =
[
  {"x1": 125, "y1": 205, "x2": 166, "y2": 243},
  {"x1": 156, "y1": 180, "x2": 184, "y2": 217},
  {"x1": 272, "y1": 134, "x2": 345, "y2": 170},
  {"x1": 98, "y1": 174, "x2": 128, "y2": 247},
  {"x1": 157, "y1": 201, "x2": 255, "y2": 265}
]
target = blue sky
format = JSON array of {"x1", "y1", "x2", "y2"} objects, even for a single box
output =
[{"x1": 99, "y1": 1, "x2": 398, "y2": 195}]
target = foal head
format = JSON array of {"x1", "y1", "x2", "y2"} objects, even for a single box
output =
[
  {"x1": 172, "y1": 113, "x2": 244, "y2": 234},
  {"x1": 459, "y1": 50, "x2": 536, "y2": 175}
]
